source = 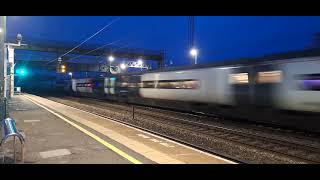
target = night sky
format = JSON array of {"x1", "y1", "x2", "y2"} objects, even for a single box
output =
[{"x1": 7, "y1": 16, "x2": 320, "y2": 67}]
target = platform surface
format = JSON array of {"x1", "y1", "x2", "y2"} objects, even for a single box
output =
[{"x1": 5, "y1": 94, "x2": 235, "y2": 164}]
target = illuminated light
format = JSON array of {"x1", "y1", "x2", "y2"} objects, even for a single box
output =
[
  {"x1": 68, "y1": 72, "x2": 73, "y2": 76},
  {"x1": 61, "y1": 65, "x2": 66, "y2": 69},
  {"x1": 257, "y1": 70, "x2": 282, "y2": 83},
  {"x1": 16, "y1": 68, "x2": 27, "y2": 76},
  {"x1": 229, "y1": 73, "x2": 249, "y2": 84},
  {"x1": 0, "y1": 28, "x2": 2, "y2": 33},
  {"x1": 190, "y1": 48, "x2": 198, "y2": 56},
  {"x1": 108, "y1": 56, "x2": 114, "y2": 62},
  {"x1": 120, "y1": 63, "x2": 127, "y2": 70},
  {"x1": 137, "y1": 59, "x2": 143, "y2": 66},
  {"x1": 61, "y1": 69, "x2": 66, "y2": 73}
]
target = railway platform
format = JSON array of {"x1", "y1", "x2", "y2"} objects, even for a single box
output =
[{"x1": 3, "y1": 94, "x2": 235, "y2": 164}]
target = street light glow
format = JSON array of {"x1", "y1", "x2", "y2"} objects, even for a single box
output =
[
  {"x1": 190, "y1": 48, "x2": 198, "y2": 65},
  {"x1": 190, "y1": 48, "x2": 198, "y2": 56},
  {"x1": 108, "y1": 56, "x2": 114, "y2": 62},
  {"x1": 137, "y1": 59, "x2": 143, "y2": 66},
  {"x1": 68, "y1": 72, "x2": 73, "y2": 76},
  {"x1": 120, "y1": 63, "x2": 126, "y2": 70}
]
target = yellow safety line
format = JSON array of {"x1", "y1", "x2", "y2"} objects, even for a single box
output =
[{"x1": 24, "y1": 95, "x2": 143, "y2": 164}]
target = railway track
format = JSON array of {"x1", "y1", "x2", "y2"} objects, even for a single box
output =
[{"x1": 44, "y1": 95, "x2": 320, "y2": 164}]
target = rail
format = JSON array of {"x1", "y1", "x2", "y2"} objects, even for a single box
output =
[{"x1": 0, "y1": 118, "x2": 25, "y2": 163}]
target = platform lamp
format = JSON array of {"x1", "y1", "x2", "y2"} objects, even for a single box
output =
[
  {"x1": 120, "y1": 63, "x2": 127, "y2": 70},
  {"x1": 68, "y1": 72, "x2": 73, "y2": 78},
  {"x1": 137, "y1": 58, "x2": 143, "y2": 71},
  {"x1": 108, "y1": 55, "x2": 114, "y2": 73},
  {"x1": 190, "y1": 48, "x2": 198, "y2": 65}
]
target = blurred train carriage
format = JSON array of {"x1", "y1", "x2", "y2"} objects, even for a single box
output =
[
  {"x1": 72, "y1": 73, "x2": 142, "y2": 101},
  {"x1": 68, "y1": 50, "x2": 320, "y2": 132}
]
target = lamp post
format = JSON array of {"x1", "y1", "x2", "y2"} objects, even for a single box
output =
[
  {"x1": 68, "y1": 72, "x2": 73, "y2": 78},
  {"x1": 6, "y1": 34, "x2": 24, "y2": 98},
  {"x1": 108, "y1": 55, "x2": 114, "y2": 73},
  {"x1": 0, "y1": 16, "x2": 6, "y2": 119},
  {"x1": 190, "y1": 48, "x2": 198, "y2": 65},
  {"x1": 137, "y1": 59, "x2": 143, "y2": 71}
]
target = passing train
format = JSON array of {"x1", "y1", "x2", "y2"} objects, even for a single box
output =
[{"x1": 68, "y1": 55, "x2": 320, "y2": 132}]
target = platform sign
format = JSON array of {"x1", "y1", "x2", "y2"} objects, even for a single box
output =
[
  {"x1": 110, "y1": 66, "x2": 120, "y2": 74},
  {"x1": 99, "y1": 64, "x2": 108, "y2": 72},
  {"x1": 127, "y1": 61, "x2": 149, "y2": 69}
]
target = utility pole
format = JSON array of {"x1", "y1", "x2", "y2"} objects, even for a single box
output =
[
  {"x1": 188, "y1": 16, "x2": 195, "y2": 50},
  {"x1": 188, "y1": 16, "x2": 197, "y2": 65},
  {"x1": 0, "y1": 16, "x2": 7, "y2": 119}
]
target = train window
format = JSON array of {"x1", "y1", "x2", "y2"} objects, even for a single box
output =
[
  {"x1": 229, "y1": 73, "x2": 249, "y2": 84},
  {"x1": 142, "y1": 79, "x2": 199, "y2": 89},
  {"x1": 296, "y1": 74, "x2": 320, "y2": 91},
  {"x1": 157, "y1": 81, "x2": 177, "y2": 89},
  {"x1": 128, "y1": 83, "x2": 135, "y2": 88},
  {"x1": 257, "y1": 70, "x2": 282, "y2": 83},
  {"x1": 76, "y1": 83, "x2": 92, "y2": 87},
  {"x1": 180, "y1": 80, "x2": 199, "y2": 89},
  {"x1": 119, "y1": 82, "x2": 140, "y2": 88},
  {"x1": 129, "y1": 83, "x2": 142, "y2": 88},
  {"x1": 117, "y1": 82, "x2": 128, "y2": 87},
  {"x1": 142, "y1": 81, "x2": 156, "y2": 88}
]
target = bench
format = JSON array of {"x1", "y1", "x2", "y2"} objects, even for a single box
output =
[{"x1": 0, "y1": 118, "x2": 25, "y2": 163}]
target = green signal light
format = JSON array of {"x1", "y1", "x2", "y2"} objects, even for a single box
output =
[{"x1": 16, "y1": 68, "x2": 27, "y2": 76}]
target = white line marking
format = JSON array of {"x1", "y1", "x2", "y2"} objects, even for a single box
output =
[
  {"x1": 39, "y1": 149, "x2": 71, "y2": 159},
  {"x1": 137, "y1": 134, "x2": 150, "y2": 139},
  {"x1": 149, "y1": 138, "x2": 162, "y2": 143},
  {"x1": 24, "y1": 120, "x2": 41, "y2": 123},
  {"x1": 160, "y1": 142, "x2": 175, "y2": 148},
  {"x1": 137, "y1": 134, "x2": 175, "y2": 148}
]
